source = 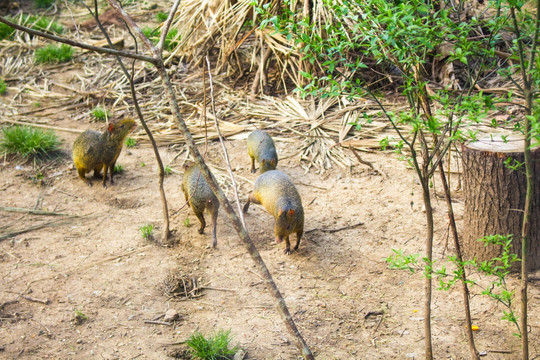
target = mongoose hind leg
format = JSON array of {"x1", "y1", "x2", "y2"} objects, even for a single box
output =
[
  {"x1": 77, "y1": 168, "x2": 92, "y2": 187},
  {"x1": 243, "y1": 193, "x2": 260, "y2": 214},
  {"x1": 194, "y1": 209, "x2": 206, "y2": 234},
  {"x1": 293, "y1": 230, "x2": 303, "y2": 251}
]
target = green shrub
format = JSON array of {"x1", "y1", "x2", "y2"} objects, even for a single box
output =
[
  {"x1": 164, "y1": 28, "x2": 179, "y2": 51},
  {"x1": 90, "y1": 106, "x2": 110, "y2": 121},
  {"x1": 35, "y1": 44, "x2": 74, "y2": 64},
  {"x1": 125, "y1": 137, "x2": 137, "y2": 148},
  {"x1": 34, "y1": 0, "x2": 55, "y2": 9},
  {"x1": 0, "y1": 79, "x2": 6, "y2": 95},
  {"x1": 156, "y1": 11, "x2": 168, "y2": 22},
  {"x1": 141, "y1": 26, "x2": 179, "y2": 50},
  {"x1": 19, "y1": 14, "x2": 64, "y2": 34},
  {"x1": 0, "y1": 126, "x2": 60, "y2": 160},
  {"x1": 0, "y1": 22, "x2": 15, "y2": 40},
  {"x1": 113, "y1": 164, "x2": 124, "y2": 174},
  {"x1": 186, "y1": 329, "x2": 239, "y2": 360}
]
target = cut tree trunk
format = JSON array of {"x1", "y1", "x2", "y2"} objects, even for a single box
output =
[{"x1": 461, "y1": 135, "x2": 540, "y2": 271}]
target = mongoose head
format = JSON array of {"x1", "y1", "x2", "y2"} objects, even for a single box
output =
[
  {"x1": 274, "y1": 207, "x2": 297, "y2": 241},
  {"x1": 260, "y1": 158, "x2": 277, "y2": 173},
  {"x1": 107, "y1": 118, "x2": 137, "y2": 139}
]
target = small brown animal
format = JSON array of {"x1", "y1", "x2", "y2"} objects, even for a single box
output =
[
  {"x1": 243, "y1": 170, "x2": 304, "y2": 254},
  {"x1": 247, "y1": 129, "x2": 278, "y2": 174},
  {"x1": 181, "y1": 163, "x2": 220, "y2": 248},
  {"x1": 72, "y1": 118, "x2": 136, "y2": 187}
]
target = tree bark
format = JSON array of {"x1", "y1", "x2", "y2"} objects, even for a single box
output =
[{"x1": 461, "y1": 135, "x2": 540, "y2": 271}]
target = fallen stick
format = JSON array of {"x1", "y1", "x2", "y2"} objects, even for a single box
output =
[
  {"x1": 0, "y1": 119, "x2": 84, "y2": 134},
  {"x1": 0, "y1": 217, "x2": 79, "y2": 241},
  {"x1": 21, "y1": 295, "x2": 50, "y2": 305},
  {"x1": 144, "y1": 320, "x2": 172, "y2": 326},
  {"x1": 305, "y1": 221, "x2": 364, "y2": 234},
  {"x1": 0, "y1": 207, "x2": 72, "y2": 216}
]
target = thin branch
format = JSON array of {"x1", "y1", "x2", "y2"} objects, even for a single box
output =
[
  {"x1": 87, "y1": 0, "x2": 170, "y2": 242},
  {"x1": 0, "y1": 16, "x2": 156, "y2": 64},
  {"x1": 106, "y1": 0, "x2": 157, "y2": 56},
  {"x1": 205, "y1": 56, "x2": 247, "y2": 228},
  {"x1": 157, "y1": 0, "x2": 182, "y2": 54}
]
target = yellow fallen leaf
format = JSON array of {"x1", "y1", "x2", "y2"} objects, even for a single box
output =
[
  {"x1": 413, "y1": 309, "x2": 418, "y2": 313},
  {"x1": 471, "y1": 325, "x2": 479, "y2": 331}
]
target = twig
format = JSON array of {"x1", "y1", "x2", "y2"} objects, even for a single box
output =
[
  {"x1": 305, "y1": 221, "x2": 364, "y2": 234},
  {"x1": 373, "y1": 315, "x2": 384, "y2": 334},
  {"x1": 197, "y1": 286, "x2": 236, "y2": 292},
  {"x1": 0, "y1": 207, "x2": 71, "y2": 216},
  {"x1": 0, "y1": 217, "x2": 79, "y2": 241},
  {"x1": 489, "y1": 350, "x2": 514, "y2": 354},
  {"x1": 157, "y1": 0, "x2": 182, "y2": 54},
  {"x1": 0, "y1": 16, "x2": 156, "y2": 63},
  {"x1": 21, "y1": 295, "x2": 50, "y2": 305},
  {"x1": 87, "y1": 0, "x2": 170, "y2": 243},
  {"x1": 0, "y1": 299, "x2": 18, "y2": 310},
  {"x1": 0, "y1": 119, "x2": 84, "y2": 134},
  {"x1": 349, "y1": 146, "x2": 387, "y2": 178},
  {"x1": 144, "y1": 320, "x2": 172, "y2": 326},
  {"x1": 205, "y1": 56, "x2": 246, "y2": 228}
]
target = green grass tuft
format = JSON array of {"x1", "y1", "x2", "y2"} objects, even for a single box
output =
[
  {"x1": 113, "y1": 164, "x2": 124, "y2": 174},
  {"x1": 156, "y1": 11, "x2": 168, "y2": 22},
  {"x1": 0, "y1": 79, "x2": 6, "y2": 95},
  {"x1": 90, "y1": 106, "x2": 110, "y2": 121},
  {"x1": 186, "y1": 329, "x2": 239, "y2": 360},
  {"x1": 164, "y1": 28, "x2": 179, "y2": 51},
  {"x1": 0, "y1": 15, "x2": 63, "y2": 41},
  {"x1": 0, "y1": 126, "x2": 60, "y2": 160},
  {"x1": 34, "y1": 0, "x2": 55, "y2": 8},
  {"x1": 141, "y1": 26, "x2": 179, "y2": 51},
  {"x1": 139, "y1": 224, "x2": 154, "y2": 241},
  {"x1": 19, "y1": 14, "x2": 64, "y2": 34},
  {"x1": 35, "y1": 44, "x2": 74, "y2": 64},
  {"x1": 125, "y1": 137, "x2": 137, "y2": 148},
  {"x1": 0, "y1": 22, "x2": 15, "y2": 40}
]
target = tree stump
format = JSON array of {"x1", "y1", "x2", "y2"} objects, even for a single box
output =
[{"x1": 461, "y1": 135, "x2": 540, "y2": 271}]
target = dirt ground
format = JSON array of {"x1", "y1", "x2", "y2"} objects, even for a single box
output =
[
  {"x1": 1, "y1": 2, "x2": 540, "y2": 358},
  {"x1": 1, "y1": 126, "x2": 540, "y2": 359}
]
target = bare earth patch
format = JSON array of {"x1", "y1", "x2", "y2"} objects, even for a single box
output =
[{"x1": 1, "y1": 131, "x2": 539, "y2": 359}]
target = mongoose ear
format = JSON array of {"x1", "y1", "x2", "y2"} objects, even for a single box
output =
[
  {"x1": 287, "y1": 209, "x2": 295, "y2": 217},
  {"x1": 107, "y1": 124, "x2": 115, "y2": 133},
  {"x1": 261, "y1": 159, "x2": 266, "y2": 165}
]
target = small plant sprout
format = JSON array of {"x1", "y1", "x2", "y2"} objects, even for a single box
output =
[
  {"x1": 125, "y1": 137, "x2": 137, "y2": 148},
  {"x1": 139, "y1": 224, "x2": 155, "y2": 241},
  {"x1": 34, "y1": 44, "x2": 74, "y2": 64},
  {"x1": 183, "y1": 218, "x2": 190, "y2": 227},
  {"x1": 113, "y1": 164, "x2": 124, "y2": 174},
  {"x1": 73, "y1": 308, "x2": 88, "y2": 325},
  {"x1": 164, "y1": 165, "x2": 172, "y2": 175},
  {"x1": 186, "y1": 329, "x2": 239, "y2": 360},
  {"x1": 0, "y1": 125, "x2": 60, "y2": 161},
  {"x1": 90, "y1": 106, "x2": 111, "y2": 122}
]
